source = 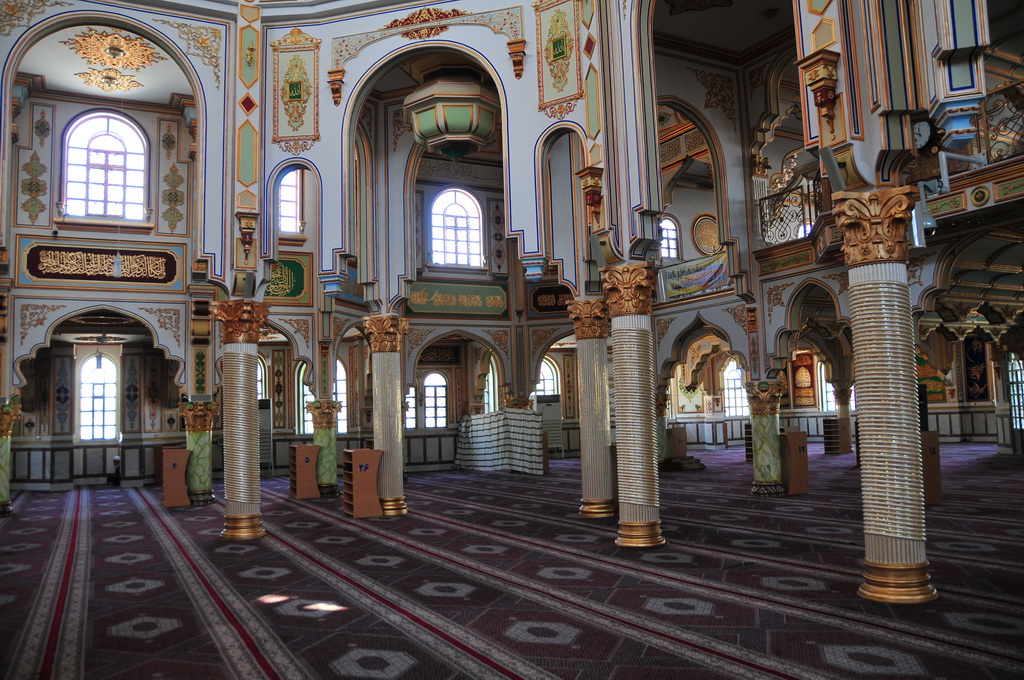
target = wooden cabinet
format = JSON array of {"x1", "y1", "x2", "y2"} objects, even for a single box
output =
[
  {"x1": 921, "y1": 431, "x2": 941, "y2": 505},
  {"x1": 289, "y1": 444, "x2": 320, "y2": 499},
  {"x1": 780, "y1": 431, "x2": 808, "y2": 495},
  {"x1": 342, "y1": 448, "x2": 382, "y2": 518},
  {"x1": 161, "y1": 448, "x2": 191, "y2": 508}
]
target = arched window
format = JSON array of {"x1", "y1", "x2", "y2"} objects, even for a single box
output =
[
  {"x1": 1009, "y1": 353, "x2": 1024, "y2": 431},
  {"x1": 535, "y1": 357, "x2": 560, "y2": 396},
  {"x1": 659, "y1": 215, "x2": 680, "y2": 260},
  {"x1": 278, "y1": 168, "x2": 304, "y2": 233},
  {"x1": 334, "y1": 359, "x2": 348, "y2": 434},
  {"x1": 404, "y1": 385, "x2": 417, "y2": 429},
  {"x1": 423, "y1": 372, "x2": 448, "y2": 428},
  {"x1": 819, "y1": 363, "x2": 836, "y2": 412},
  {"x1": 723, "y1": 359, "x2": 748, "y2": 417},
  {"x1": 80, "y1": 354, "x2": 118, "y2": 440},
  {"x1": 297, "y1": 364, "x2": 314, "y2": 434},
  {"x1": 430, "y1": 188, "x2": 483, "y2": 266},
  {"x1": 256, "y1": 356, "x2": 267, "y2": 401},
  {"x1": 484, "y1": 355, "x2": 499, "y2": 413},
  {"x1": 64, "y1": 112, "x2": 147, "y2": 221}
]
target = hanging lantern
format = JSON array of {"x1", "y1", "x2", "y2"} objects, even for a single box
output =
[{"x1": 403, "y1": 71, "x2": 499, "y2": 161}]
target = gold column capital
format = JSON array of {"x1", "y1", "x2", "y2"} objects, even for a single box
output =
[
  {"x1": 363, "y1": 315, "x2": 409, "y2": 353},
  {"x1": 0, "y1": 398, "x2": 22, "y2": 437},
  {"x1": 567, "y1": 299, "x2": 610, "y2": 339},
  {"x1": 212, "y1": 299, "x2": 269, "y2": 344},
  {"x1": 306, "y1": 399, "x2": 341, "y2": 429},
  {"x1": 180, "y1": 401, "x2": 218, "y2": 432},
  {"x1": 745, "y1": 378, "x2": 787, "y2": 416},
  {"x1": 831, "y1": 380, "x2": 854, "y2": 406},
  {"x1": 600, "y1": 262, "x2": 655, "y2": 317},
  {"x1": 833, "y1": 186, "x2": 916, "y2": 268},
  {"x1": 504, "y1": 394, "x2": 534, "y2": 410}
]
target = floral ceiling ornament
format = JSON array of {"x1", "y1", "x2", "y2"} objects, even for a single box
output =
[
  {"x1": 383, "y1": 7, "x2": 469, "y2": 39},
  {"x1": 155, "y1": 20, "x2": 223, "y2": 88},
  {"x1": 60, "y1": 29, "x2": 166, "y2": 71},
  {"x1": 689, "y1": 67, "x2": 736, "y2": 130},
  {"x1": 75, "y1": 68, "x2": 143, "y2": 93},
  {"x1": 0, "y1": 0, "x2": 72, "y2": 37}
]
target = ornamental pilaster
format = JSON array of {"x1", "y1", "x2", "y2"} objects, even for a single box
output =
[
  {"x1": 744, "y1": 379, "x2": 787, "y2": 416},
  {"x1": 363, "y1": 315, "x2": 410, "y2": 353},
  {"x1": 213, "y1": 299, "x2": 269, "y2": 345},
  {"x1": 567, "y1": 299, "x2": 609, "y2": 339},
  {"x1": 0, "y1": 398, "x2": 22, "y2": 437},
  {"x1": 180, "y1": 401, "x2": 218, "y2": 432},
  {"x1": 833, "y1": 186, "x2": 916, "y2": 268},
  {"x1": 600, "y1": 262, "x2": 655, "y2": 317},
  {"x1": 307, "y1": 399, "x2": 341, "y2": 429}
]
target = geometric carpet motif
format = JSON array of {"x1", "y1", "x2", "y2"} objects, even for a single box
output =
[{"x1": 1, "y1": 442, "x2": 1022, "y2": 678}]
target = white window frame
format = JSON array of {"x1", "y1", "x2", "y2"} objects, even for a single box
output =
[
  {"x1": 422, "y1": 372, "x2": 448, "y2": 428},
  {"x1": 63, "y1": 111, "x2": 148, "y2": 222},
  {"x1": 535, "y1": 357, "x2": 560, "y2": 396},
  {"x1": 334, "y1": 359, "x2": 348, "y2": 434},
  {"x1": 659, "y1": 215, "x2": 680, "y2": 260},
  {"x1": 723, "y1": 359, "x2": 749, "y2": 417},
  {"x1": 79, "y1": 353, "x2": 119, "y2": 441},
  {"x1": 429, "y1": 188, "x2": 484, "y2": 267},
  {"x1": 297, "y1": 364, "x2": 314, "y2": 434},
  {"x1": 278, "y1": 167, "x2": 304, "y2": 234}
]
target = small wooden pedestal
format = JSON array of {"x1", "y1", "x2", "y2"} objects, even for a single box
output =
[
  {"x1": 161, "y1": 448, "x2": 191, "y2": 508},
  {"x1": 289, "y1": 444, "x2": 321, "y2": 499},
  {"x1": 342, "y1": 449, "x2": 383, "y2": 518},
  {"x1": 780, "y1": 431, "x2": 809, "y2": 495}
]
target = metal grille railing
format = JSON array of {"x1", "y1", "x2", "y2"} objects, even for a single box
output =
[
  {"x1": 975, "y1": 81, "x2": 1024, "y2": 164},
  {"x1": 758, "y1": 174, "x2": 820, "y2": 245}
]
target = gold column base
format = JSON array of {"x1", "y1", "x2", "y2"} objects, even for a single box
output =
[
  {"x1": 221, "y1": 514, "x2": 266, "y2": 540},
  {"x1": 751, "y1": 482, "x2": 785, "y2": 496},
  {"x1": 579, "y1": 499, "x2": 616, "y2": 518},
  {"x1": 380, "y1": 496, "x2": 408, "y2": 516},
  {"x1": 858, "y1": 560, "x2": 938, "y2": 603},
  {"x1": 616, "y1": 520, "x2": 666, "y2": 547}
]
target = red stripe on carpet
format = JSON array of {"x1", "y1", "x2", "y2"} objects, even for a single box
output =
[
  {"x1": 134, "y1": 490, "x2": 279, "y2": 680},
  {"x1": 38, "y1": 488, "x2": 80, "y2": 680},
  {"x1": 261, "y1": 490, "x2": 804, "y2": 680}
]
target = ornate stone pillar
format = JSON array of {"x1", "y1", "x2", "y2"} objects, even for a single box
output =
[
  {"x1": 364, "y1": 315, "x2": 409, "y2": 516},
  {"x1": 307, "y1": 400, "x2": 341, "y2": 497},
  {"x1": 567, "y1": 299, "x2": 614, "y2": 518},
  {"x1": 0, "y1": 397, "x2": 22, "y2": 516},
  {"x1": 180, "y1": 401, "x2": 218, "y2": 506},
  {"x1": 834, "y1": 186, "x2": 937, "y2": 603},
  {"x1": 745, "y1": 380, "x2": 787, "y2": 495},
  {"x1": 601, "y1": 263, "x2": 664, "y2": 547},
  {"x1": 832, "y1": 379, "x2": 854, "y2": 454},
  {"x1": 212, "y1": 299, "x2": 269, "y2": 540}
]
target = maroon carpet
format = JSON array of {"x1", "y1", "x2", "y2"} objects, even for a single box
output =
[{"x1": 1, "y1": 442, "x2": 1022, "y2": 679}]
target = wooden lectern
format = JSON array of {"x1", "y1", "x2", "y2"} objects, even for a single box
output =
[
  {"x1": 780, "y1": 431, "x2": 809, "y2": 495},
  {"x1": 289, "y1": 444, "x2": 320, "y2": 499},
  {"x1": 161, "y1": 448, "x2": 191, "y2": 508},
  {"x1": 342, "y1": 449, "x2": 383, "y2": 518}
]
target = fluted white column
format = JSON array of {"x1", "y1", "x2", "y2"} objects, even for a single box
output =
[
  {"x1": 364, "y1": 315, "x2": 410, "y2": 516},
  {"x1": 835, "y1": 186, "x2": 936, "y2": 603}
]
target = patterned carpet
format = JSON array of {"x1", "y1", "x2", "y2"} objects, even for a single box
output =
[{"x1": 1, "y1": 442, "x2": 1022, "y2": 679}]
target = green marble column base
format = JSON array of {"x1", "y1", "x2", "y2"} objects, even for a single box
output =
[
  {"x1": 751, "y1": 481, "x2": 785, "y2": 496},
  {"x1": 318, "y1": 483, "x2": 340, "y2": 498},
  {"x1": 190, "y1": 491, "x2": 216, "y2": 506},
  {"x1": 0, "y1": 502, "x2": 10, "y2": 516}
]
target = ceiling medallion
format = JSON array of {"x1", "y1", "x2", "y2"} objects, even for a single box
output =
[
  {"x1": 75, "y1": 67, "x2": 143, "y2": 93},
  {"x1": 61, "y1": 29, "x2": 165, "y2": 70}
]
